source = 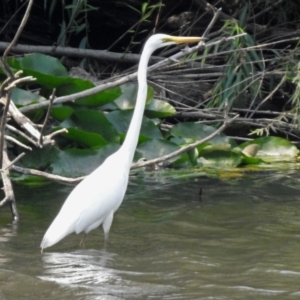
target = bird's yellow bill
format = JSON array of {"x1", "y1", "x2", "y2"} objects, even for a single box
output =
[{"x1": 165, "y1": 36, "x2": 203, "y2": 44}]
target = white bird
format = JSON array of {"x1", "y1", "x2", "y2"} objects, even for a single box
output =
[{"x1": 40, "y1": 34, "x2": 202, "y2": 251}]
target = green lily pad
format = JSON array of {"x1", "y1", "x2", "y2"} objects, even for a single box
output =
[
  {"x1": 50, "y1": 145, "x2": 120, "y2": 177},
  {"x1": 239, "y1": 136, "x2": 299, "y2": 161},
  {"x1": 241, "y1": 154, "x2": 265, "y2": 165},
  {"x1": 199, "y1": 150, "x2": 243, "y2": 168},
  {"x1": 114, "y1": 83, "x2": 154, "y2": 109},
  {"x1": 20, "y1": 145, "x2": 59, "y2": 169},
  {"x1": 106, "y1": 110, "x2": 162, "y2": 140},
  {"x1": 170, "y1": 152, "x2": 193, "y2": 168},
  {"x1": 199, "y1": 143, "x2": 232, "y2": 156},
  {"x1": 171, "y1": 122, "x2": 237, "y2": 147},
  {"x1": 51, "y1": 105, "x2": 74, "y2": 121},
  {"x1": 17, "y1": 53, "x2": 69, "y2": 89},
  {"x1": 12, "y1": 88, "x2": 47, "y2": 106},
  {"x1": 20, "y1": 53, "x2": 68, "y2": 76},
  {"x1": 71, "y1": 109, "x2": 119, "y2": 143},
  {"x1": 62, "y1": 127, "x2": 108, "y2": 148},
  {"x1": 57, "y1": 78, "x2": 121, "y2": 106},
  {"x1": 136, "y1": 139, "x2": 179, "y2": 160},
  {"x1": 145, "y1": 99, "x2": 176, "y2": 118}
]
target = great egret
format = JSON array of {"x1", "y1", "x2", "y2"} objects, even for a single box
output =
[{"x1": 40, "y1": 34, "x2": 202, "y2": 251}]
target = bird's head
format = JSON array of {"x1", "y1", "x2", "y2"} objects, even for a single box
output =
[{"x1": 146, "y1": 34, "x2": 203, "y2": 51}]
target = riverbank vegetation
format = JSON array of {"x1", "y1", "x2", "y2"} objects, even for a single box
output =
[{"x1": 0, "y1": 0, "x2": 300, "y2": 218}]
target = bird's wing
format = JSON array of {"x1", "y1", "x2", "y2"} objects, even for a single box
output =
[{"x1": 74, "y1": 156, "x2": 129, "y2": 234}]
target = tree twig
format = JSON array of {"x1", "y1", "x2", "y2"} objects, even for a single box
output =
[
  {"x1": 11, "y1": 165, "x2": 85, "y2": 184},
  {"x1": 6, "y1": 124, "x2": 39, "y2": 145},
  {"x1": 9, "y1": 102, "x2": 53, "y2": 146},
  {"x1": 131, "y1": 112, "x2": 239, "y2": 169},
  {"x1": 20, "y1": 33, "x2": 246, "y2": 114},
  {"x1": 4, "y1": 75, "x2": 35, "y2": 90},
  {"x1": 5, "y1": 136, "x2": 32, "y2": 150},
  {"x1": 0, "y1": 42, "x2": 163, "y2": 64},
  {"x1": 45, "y1": 128, "x2": 68, "y2": 140},
  {"x1": 39, "y1": 88, "x2": 56, "y2": 146},
  {"x1": 1, "y1": 152, "x2": 25, "y2": 171},
  {"x1": 202, "y1": 8, "x2": 221, "y2": 37}
]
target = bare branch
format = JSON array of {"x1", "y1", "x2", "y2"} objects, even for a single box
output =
[
  {"x1": 0, "y1": 42, "x2": 162, "y2": 64},
  {"x1": 248, "y1": 76, "x2": 286, "y2": 118},
  {"x1": 131, "y1": 113, "x2": 239, "y2": 169},
  {"x1": 45, "y1": 128, "x2": 68, "y2": 140},
  {"x1": 4, "y1": 76, "x2": 36, "y2": 91},
  {"x1": 11, "y1": 165, "x2": 85, "y2": 184},
  {"x1": 1, "y1": 152, "x2": 25, "y2": 171},
  {"x1": 6, "y1": 124, "x2": 39, "y2": 146},
  {"x1": 9, "y1": 102, "x2": 53, "y2": 146},
  {"x1": 0, "y1": 0, "x2": 34, "y2": 170},
  {"x1": 2, "y1": 0, "x2": 34, "y2": 60},
  {"x1": 20, "y1": 33, "x2": 246, "y2": 114},
  {"x1": 202, "y1": 8, "x2": 221, "y2": 37},
  {"x1": 1, "y1": 0, "x2": 34, "y2": 79},
  {"x1": 5, "y1": 136, "x2": 32, "y2": 150},
  {"x1": 39, "y1": 89, "x2": 56, "y2": 146}
]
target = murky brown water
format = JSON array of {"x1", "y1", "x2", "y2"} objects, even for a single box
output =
[{"x1": 1, "y1": 169, "x2": 300, "y2": 299}]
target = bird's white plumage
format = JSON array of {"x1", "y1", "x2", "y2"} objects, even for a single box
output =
[
  {"x1": 40, "y1": 151, "x2": 129, "y2": 249},
  {"x1": 40, "y1": 34, "x2": 201, "y2": 250}
]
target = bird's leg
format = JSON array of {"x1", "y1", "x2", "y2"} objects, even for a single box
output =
[
  {"x1": 79, "y1": 233, "x2": 86, "y2": 247},
  {"x1": 103, "y1": 233, "x2": 109, "y2": 248},
  {"x1": 102, "y1": 211, "x2": 113, "y2": 248}
]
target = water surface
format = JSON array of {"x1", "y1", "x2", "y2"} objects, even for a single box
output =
[{"x1": 1, "y1": 169, "x2": 300, "y2": 299}]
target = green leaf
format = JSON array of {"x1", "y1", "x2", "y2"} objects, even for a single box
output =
[
  {"x1": 106, "y1": 110, "x2": 162, "y2": 139},
  {"x1": 12, "y1": 174, "x2": 50, "y2": 187},
  {"x1": 136, "y1": 139, "x2": 179, "y2": 160},
  {"x1": 51, "y1": 105, "x2": 74, "y2": 121},
  {"x1": 199, "y1": 143, "x2": 232, "y2": 156},
  {"x1": 20, "y1": 145, "x2": 59, "y2": 169},
  {"x1": 241, "y1": 154, "x2": 265, "y2": 165},
  {"x1": 56, "y1": 77, "x2": 94, "y2": 96},
  {"x1": 141, "y1": 2, "x2": 148, "y2": 14},
  {"x1": 239, "y1": 136, "x2": 299, "y2": 160},
  {"x1": 62, "y1": 127, "x2": 108, "y2": 148},
  {"x1": 50, "y1": 145, "x2": 120, "y2": 177},
  {"x1": 57, "y1": 78, "x2": 121, "y2": 106},
  {"x1": 170, "y1": 153, "x2": 192, "y2": 168},
  {"x1": 171, "y1": 122, "x2": 237, "y2": 147},
  {"x1": 19, "y1": 53, "x2": 69, "y2": 89},
  {"x1": 12, "y1": 88, "x2": 47, "y2": 106},
  {"x1": 145, "y1": 99, "x2": 176, "y2": 118},
  {"x1": 187, "y1": 148, "x2": 199, "y2": 165},
  {"x1": 114, "y1": 83, "x2": 153, "y2": 110},
  {"x1": 199, "y1": 150, "x2": 243, "y2": 168},
  {"x1": 6, "y1": 57, "x2": 21, "y2": 71},
  {"x1": 71, "y1": 109, "x2": 119, "y2": 143}
]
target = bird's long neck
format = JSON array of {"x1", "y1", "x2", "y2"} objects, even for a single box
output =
[{"x1": 120, "y1": 44, "x2": 153, "y2": 163}]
